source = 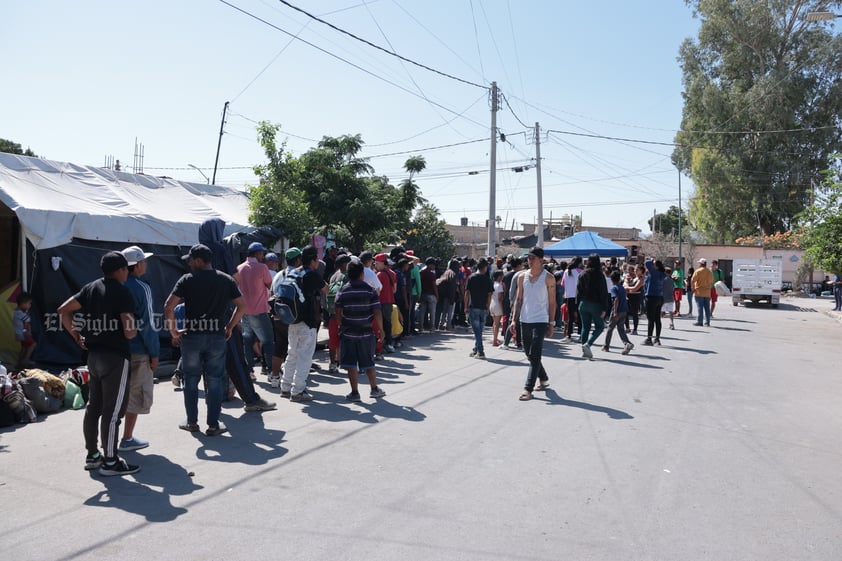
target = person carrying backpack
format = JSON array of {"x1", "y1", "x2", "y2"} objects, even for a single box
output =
[
  {"x1": 275, "y1": 245, "x2": 326, "y2": 402},
  {"x1": 326, "y1": 253, "x2": 351, "y2": 373},
  {"x1": 267, "y1": 247, "x2": 302, "y2": 387}
]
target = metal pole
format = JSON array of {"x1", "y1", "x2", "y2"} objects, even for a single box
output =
[
  {"x1": 678, "y1": 170, "x2": 682, "y2": 266},
  {"x1": 534, "y1": 122, "x2": 544, "y2": 248},
  {"x1": 20, "y1": 224, "x2": 27, "y2": 291},
  {"x1": 487, "y1": 82, "x2": 498, "y2": 257},
  {"x1": 211, "y1": 101, "x2": 230, "y2": 185}
]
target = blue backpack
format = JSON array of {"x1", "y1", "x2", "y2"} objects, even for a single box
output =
[{"x1": 272, "y1": 269, "x2": 305, "y2": 325}]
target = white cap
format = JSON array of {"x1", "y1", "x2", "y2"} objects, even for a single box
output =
[{"x1": 121, "y1": 245, "x2": 154, "y2": 266}]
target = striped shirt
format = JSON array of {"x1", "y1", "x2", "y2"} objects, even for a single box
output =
[{"x1": 335, "y1": 279, "x2": 381, "y2": 339}]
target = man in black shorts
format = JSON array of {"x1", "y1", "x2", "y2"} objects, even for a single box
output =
[
  {"x1": 58, "y1": 251, "x2": 139, "y2": 476},
  {"x1": 334, "y1": 261, "x2": 386, "y2": 402}
]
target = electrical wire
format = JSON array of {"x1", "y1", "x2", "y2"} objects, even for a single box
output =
[
  {"x1": 468, "y1": 0, "x2": 486, "y2": 82},
  {"x1": 218, "y1": 0, "x2": 488, "y2": 128},
  {"x1": 273, "y1": 0, "x2": 487, "y2": 89}
]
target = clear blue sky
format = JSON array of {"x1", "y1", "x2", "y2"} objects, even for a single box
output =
[{"x1": 2, "y1": 0, "x2": 701, "y2": 234}]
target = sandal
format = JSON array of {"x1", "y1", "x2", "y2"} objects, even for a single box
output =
[
  {"x1": 179, "y1": 421, "x2": 199, "y2": 432},
  {"x1": 518, "y1": 391, "x2": 533, "y2": 401},
  {"x1": 535, "y1": 382, "x2": 550, "y2": 391}
]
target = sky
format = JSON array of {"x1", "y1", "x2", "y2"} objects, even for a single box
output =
[{"x1": 3, "y1": 0, "x2": 702, "y2": 235}]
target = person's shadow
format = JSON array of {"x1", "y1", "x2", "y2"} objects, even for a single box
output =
[
  {"x1": 541, "y1": 388, "x2": 633, "y2": 419},
  {"x1": 83, "y1": 453, "x2": 203, "y2": 522},
  {"x1": 194, "y1": 413, "x2": 288, "y2": 465}
]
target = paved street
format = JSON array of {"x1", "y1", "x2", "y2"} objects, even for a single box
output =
[{"x1": 2, "y1": 297, "x2": 841, "y2": 561}]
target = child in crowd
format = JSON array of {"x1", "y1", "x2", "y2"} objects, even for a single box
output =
[
  {"x1": 662, "y1": 267, "x2": 676, "y2": 330},
  {"x1": 602, "y1": 271, "x2": 633, "y2": 355},
  {"x1": 14, "y1": 292, "x2": 37, "y2": 368},
  {"x1": 490, "y1": 270, "x2": 504, "y2": 346}
]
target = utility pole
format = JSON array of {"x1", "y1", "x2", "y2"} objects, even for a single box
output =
[
  {"x1": 678, "y1": 170, "x2": 683, "y2": 267},
  {"x1": 534, "y1": 122, "x2": 544, "y2": 248},
  {"x1": 487, "y1": 82, "x2": 499, "y2": 257},
  {"x1": 212, "y1": 101, "x2": 230, "y2": 185}
]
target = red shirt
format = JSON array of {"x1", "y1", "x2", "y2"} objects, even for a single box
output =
[{"x1": 377, "y1": 267, "x2": 397, "y2": 304}]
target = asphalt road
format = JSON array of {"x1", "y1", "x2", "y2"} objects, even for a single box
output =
[{"x1": 2, "y1": 296, "x2": 841, "y2": 561}]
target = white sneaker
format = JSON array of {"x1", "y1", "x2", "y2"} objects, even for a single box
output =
[
  {"x1": 581, "y1": 344, "x2": 593, "y2": 359},
  {"x1": 268, "y1": 374, "x2": 281, "y2": 388},
  {"x1": 622, "y1": 342, "x2": 634, "y2": 355}
]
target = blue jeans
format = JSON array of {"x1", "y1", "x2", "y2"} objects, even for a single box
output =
[
  {"x1": 242, "y1": 313, "x2": 275, "y2": 370},
  {"x1": 181, "y1": 332, "x2": 227, "y2": 427},
  {"x1": 521, "y1": 323, "x2": 548, "y2": 391},
  {"x1": 695, "y1": 296, "x2": 711, "y2": 325},
  {"x1": 578, "y1": 301, "x2": 605, "y2": 347},
  {"x1": 417, "y1": 294, "x2": 437, "y2": 330},
  {"x1": 469, "y1": 308, "x2": 487, "y2": 354}
]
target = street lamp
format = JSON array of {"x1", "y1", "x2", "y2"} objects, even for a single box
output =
[
  {"x1": 187, "y1": 164, "x2": 209, "y2": 184},
  {"x1": 806, "y1": 11, "x2": 841, "y2": 21}
]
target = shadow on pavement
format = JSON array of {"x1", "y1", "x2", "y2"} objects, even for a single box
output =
[
  {"x1": 84, "y1": 452, "x2": 203, "y2": 522},
  {"x1": 597, "y1": 358, "x2": 663, "y2": 369},
  {"x1": 194, "y1": 413, "x2": 288, "y2": 466},
  {"x1": 541, "y1": 389, "x2": 633, "y2": 419},
  {"x1": 663, "y1": 346, "x2": 718, "y2": 355}
]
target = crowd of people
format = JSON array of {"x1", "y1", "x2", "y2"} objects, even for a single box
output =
[{"x1": 52, "y1": 227, "x2": 725, "y2": 477}]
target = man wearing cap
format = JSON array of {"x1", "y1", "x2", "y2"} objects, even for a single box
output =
[
  {"x1": 117, "y1": 245, "x2": 159, "y2": 453},
  {"x1": 265, "y1": 253, "x2": 280, "y2": 278},
  {"x1": 691, "y1": 258, "x2": 714, "y2": 326},
  {"x1": 267, "y1": 247, "x2": 302, "y2": 387},
  {"x1": 374, "y1": 253, "x2": 398, "y2": 353},
  {"x1": 279, "y1": 245, "x2": 326, "y2": 402},
  {"x1": 58, "y1": 251, "x2": 139, "y2": 476},
  {"x1": 235, "y1": 242, "x2": 275, "y2": 377},
  {"x1": 359, "y1": 251, "x2": 383, "y2": 294},
  {"x1": 164, "y1": 244, "x2": 248, "y2": 436}
]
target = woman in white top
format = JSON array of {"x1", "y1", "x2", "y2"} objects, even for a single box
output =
[
  {"x1": 489, "y1": 270, "x2": 505, "y2": 346},
  {"x1": 560, "y1": 256, "x2": 582, "y2": 340}
]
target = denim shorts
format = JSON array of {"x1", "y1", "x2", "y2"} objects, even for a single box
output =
[{"x1": 339, "y1": 335, "x2": 375, "y2": 370}]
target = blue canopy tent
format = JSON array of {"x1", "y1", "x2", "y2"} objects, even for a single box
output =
[{"x1": 543, "y1": 231, "x2": 628, "y2": 257}]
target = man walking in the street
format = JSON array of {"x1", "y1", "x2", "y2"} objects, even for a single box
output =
[
  {"x1": 464, "y1": 258, "x2": 494, "y2": 359},
  {"x1": 672, "y1": 260, "x2": 684, "y2": 317},
  {"x1": 692, "y1": 257, "x2": 714, "y2": 327},
  {"x1": 335, "y1": 261, "x2": 387, "y2": 402},
  {"x1": 164, "y1": 244, "x2": 248, "y2": 436},
  {"x1": 279, "y1": 245, "x2": 326, "y2": 402},
  {"x1": 117, "y1": 245, "x2": 159, "y2": 453},
  {"x1": 511, "y1": 247, "x2": 555, "y2": 401},
  {"x1": 58, "y1": 251, "x2": 139, "y2": 476}
]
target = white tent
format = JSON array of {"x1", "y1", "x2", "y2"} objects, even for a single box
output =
[{"x1": 0, "y1": 153, "x2": 251, "y2": 250}]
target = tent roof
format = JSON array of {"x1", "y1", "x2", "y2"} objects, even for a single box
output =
[
  {"x1": 0, "y1": 153, "x2": 252, "y2": 249},
  {"x1": 543, "y1": 230, "x2": 628, "y2": 257}
]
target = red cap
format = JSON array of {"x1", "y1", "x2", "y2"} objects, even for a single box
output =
[
  {"x1": 374, "y1": 253, "x2": 388, "y2": 262},
  {"x1": 405, "y1": 250, "x2": 415, "y2": 256}
]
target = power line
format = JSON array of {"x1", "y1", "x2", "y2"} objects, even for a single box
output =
[
  {"x1": 502, "y1": 93, "x2": 530, "y2": 129},
  {"x1": 468, "y1": 0, "x2": 486, "y2": 82},
  {"x1": 218, "y1": 0, "x2": 488, "y2": 128},
  {"x1": 274, "y1": 0, "x2": 488, "y2": 90},
  {"x1": 365, "y1": 139, "x2": 487, "y2": 159}
]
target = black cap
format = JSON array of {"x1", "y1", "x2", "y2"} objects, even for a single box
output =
[
  {"x1": 101, "y1": 251, "x2": 129, "y2": 274},
  {"x1": 359, "y1": 251, "x2": 374, "y2": 263},
  {"x1": 528, "y1": 246, "x2": 545, "y2": 259},
  {"x1": 335, "y1": 254, "x2": 352, "y2": 266},
  {"x1": 182, "y1": 243, "x2": 213, "y2": 262}
]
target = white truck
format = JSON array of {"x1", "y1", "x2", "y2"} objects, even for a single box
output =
[{"x1": 731, "y1": 259, "x2": 782, "y2": 308}]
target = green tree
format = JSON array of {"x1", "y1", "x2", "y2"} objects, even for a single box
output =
[
  {"x1": 0, "y1": 138, "x2": 36, "y2": 156},
  {"x1": 673, "y1": 0, "x2": 842, "y2": 243},
  {"x1": 801, "y1": 167, "x2": 842, "y2": 273},
  {"x1": 247, "y1": 122, "x2": 315, "y2": 246},
  {"x1": 648, "y1": 205, "x2": 689, "y2": 237},
  {"x1": 404, "y1": 203, "x2": 455, "y2": 260},
  {"x1": 295, "y1": 135, "x2": 425, "y2": 253}
]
